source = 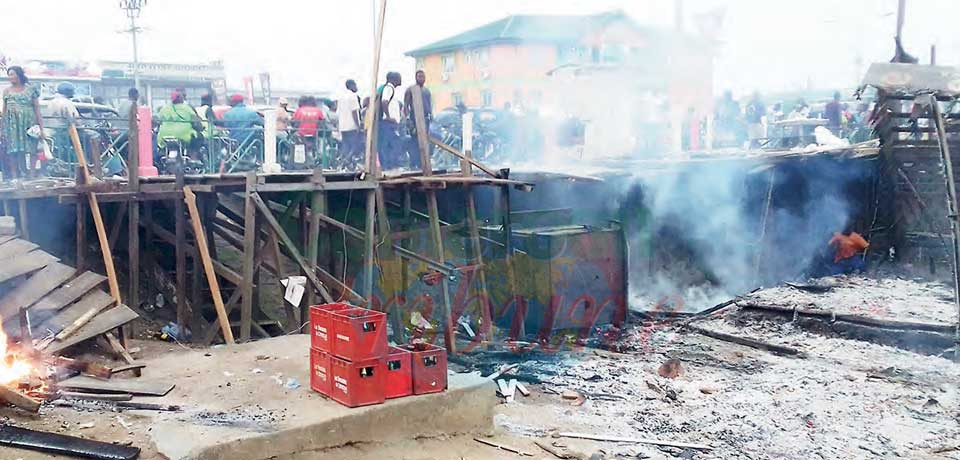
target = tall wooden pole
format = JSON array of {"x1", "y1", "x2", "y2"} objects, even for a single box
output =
[
  {"x1": 68, "y1": 124, "x2": 121, "y2": 307},
  {"x1": 930, "y1": 96, "x2": 960, "y2": 346}
]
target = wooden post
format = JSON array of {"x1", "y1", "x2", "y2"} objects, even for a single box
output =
[
  {"x1": 362, "y1": 0, "x2": 388, "y2": 173},
  {"x1": 305, "y1": 170, "x2": 326, "y2": 317},
  {"x1": 17, "y1": 200, "x2": 28, "y2": 241},
  {"x1": 499, "y1": 169, "x2": 521, "y2": 339},
  {"x1": 410, "y1": 85, "x2": 455, "y2": 353},
  {"x1": 126, "y1": 106, "x2": 141, "y2": 340},
  {"x1": 174, "y1": 166, "x2": 187, "y2": 329},
  {"x1": 931, "y1": 96, "x2": 960, "y2": 344},
  {"x1": 184, "y1": 186, "x2": 235, "y2": 344},
  {"x1": 68, "y1": 124, "x2": 121, "y2": 307},
  {"x1": 76, "y1": 199, "x2": 86, "y2": 272},
  {"x1": 754, "y1": 169, "x2": 776, "y2": 285},
  {"x1": 143, "y1": 201, "x2": 155, "y2": 305},
  {"x1": 240, "y1": 171, "x2": 258, "y2": 342},
  {"x1": 363, "y1": 190, "x2": 377, "y2": 302},
  {"x1": 460, "y1": 113, "x2": 492, "y2": 340}
]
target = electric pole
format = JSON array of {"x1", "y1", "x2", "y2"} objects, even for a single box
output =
[{"x1": 119, "y1": 0, "x2": 147, "y2": 92}]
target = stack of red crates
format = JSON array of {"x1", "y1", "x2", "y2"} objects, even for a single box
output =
[{"x1": 309, "y1": 303, "x2": 448, "y2": 408}]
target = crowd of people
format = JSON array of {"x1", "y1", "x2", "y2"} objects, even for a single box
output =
[
  {"x1": 0, "y1": 65, "x2": 443, "y2": 179},
  {"x1": 706, "y1": 90, "x2": 873, "y2": 150}
]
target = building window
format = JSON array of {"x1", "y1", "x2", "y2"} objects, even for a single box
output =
[
  {"x1": 441, "y1": 54, "x2": 456, "y2": 73},
  {"x1": 415, "y1": 57, "x2": 425, "y2": 70},
  {"x1": 481, "y1": 90, "x2": 493, "y2": 107},
  {"x1": 557, "y1": 45, "x2": 586, "y2": 65},
  {"x1": 452, "y1": 92, "x2": 464, "y2": 107}
]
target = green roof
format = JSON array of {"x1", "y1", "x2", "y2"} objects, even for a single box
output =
[{"x1": 406, "y1": 10, "x2": 633, "y2": 57}]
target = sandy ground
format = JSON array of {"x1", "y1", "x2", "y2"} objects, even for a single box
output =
[
  {"x1": 744, "y1": 274, "x2": 957, "y2": 325},
  {"x1": 2, "y1": 276, "x2": 959, "y2": 459}
]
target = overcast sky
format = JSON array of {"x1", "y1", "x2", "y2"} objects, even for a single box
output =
[{"x1": 2, "y1": 0, "x2": 958, "y2": 97}]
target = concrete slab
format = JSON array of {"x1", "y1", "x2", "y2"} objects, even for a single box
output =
[{"x1": 140, "y1": 335, "x2": 494, "y2": 460}]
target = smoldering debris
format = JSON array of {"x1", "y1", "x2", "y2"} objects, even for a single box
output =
[{"x1": 616, "y1": 156, "x2": 875, "y2": 314}]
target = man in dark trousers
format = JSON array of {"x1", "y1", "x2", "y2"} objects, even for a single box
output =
[
  {"x1": 825, "y1": 91, "x2": 843, "y2": 135},
  {"x1": 378, "y1": 71, "x2": 403, "y2": 170},
  {"x1": 403, "y1": 70, "x2": 432, "y2": 169}
]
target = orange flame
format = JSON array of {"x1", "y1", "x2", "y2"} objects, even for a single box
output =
[{"x1": 0, "y1": 319, "x2": 34, "y2": 385}]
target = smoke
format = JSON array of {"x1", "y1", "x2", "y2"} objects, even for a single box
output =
[{"x1": 617, "y1": 156, "x2": 871, "y2": 313}]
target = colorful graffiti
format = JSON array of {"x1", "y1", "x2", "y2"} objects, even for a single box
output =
[{"x1": 338, "y1": 224, "x2": 627, "y2": 353}]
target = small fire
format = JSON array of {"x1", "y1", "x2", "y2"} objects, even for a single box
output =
[{"x1": 0, "y1": 319, "x2": 35, "y2": 385}]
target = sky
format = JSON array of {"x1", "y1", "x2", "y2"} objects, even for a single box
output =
[{"x1": 2, "y1": 0, "x2": 959, "y2": 97}]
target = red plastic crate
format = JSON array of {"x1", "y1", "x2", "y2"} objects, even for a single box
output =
[
  {"x1": 384, "y1": 346, "x2": 412, "y2": 399},
  {"x1": 329, "y1": 355, "x2": 385, "y2": 407},
  {"x1": 407, "y1": 343, "x2": 448, "y2": 395},
  {"x1": 331, "y1": 308, "x2": 387, "y2": 361},
  {"x1": 309, "y1": 303, "x2": 353, "y2": 352},
  {"x1": 309, "y1": 348, "x2": 332, "y2": 396}
]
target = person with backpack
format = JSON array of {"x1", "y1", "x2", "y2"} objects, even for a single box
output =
[{"x1": 378, "y1": 71, "x2": 403, "y2": 170}]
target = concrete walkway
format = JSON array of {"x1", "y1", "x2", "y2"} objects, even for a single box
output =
[{"x1": 139, "y1": 335, "x2": 494, "y2": 460}]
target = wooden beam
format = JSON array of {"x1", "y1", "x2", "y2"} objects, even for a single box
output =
[
  {"x1": 362, "y1": 0, "x2": 388, "y2": 172},
  {"x1": 305, "y1": 170, "x2": 326, "y2": 318},
  {"x1": 107, "y1": 204, "x2": 127, "y2": 253},
  {"x1": 411, "y1": 84, "x2": 455, "y2": 353},
  {"x1": 429, "y1": 137, "x2": 501, "y2": 179},
  {"x1": 174, "y1": 167, "x2": 188, "y2": 330},
  {"x1": 930, "y1": 96, "x2": 960, "y2": 342},
  {"x1": 68, "y1": 125, "x2": 120, "y2": 307},
  {"x1": 184, "y1": 187, "x2": 235, "y2": 345},
  {"x1": 460, "y1": 114, "x2": 492, "y2": 340},
  {"x1": 17, "y1": 199, "x2": 28, "y2": 240},
  {"x1": 240, "y1": 172, "x2": 258, "y2": 342},
  {"x1": 251, "y1": 192, "x2": 334, "y2": 304}
]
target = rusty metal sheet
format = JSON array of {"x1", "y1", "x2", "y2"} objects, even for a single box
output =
[{"x1": 861, "y1": 62, "x2": 960, "y2": 96}]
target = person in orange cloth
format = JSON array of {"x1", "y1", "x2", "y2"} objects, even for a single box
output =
[{"x1": 828, "y1": 229, "x2": 870, "y2": 274}]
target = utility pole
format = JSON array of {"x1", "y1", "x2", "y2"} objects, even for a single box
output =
[
  {"x1": 896, "y1": 0, "x2": 906, "y2": 41},
  {"x1": 119, "y1": 0, "x2": 147, "y2": 92}
]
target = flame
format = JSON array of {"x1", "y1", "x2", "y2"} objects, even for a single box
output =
[{"x1": 0, "y1": 319, "x2": 34, "y2": 385}]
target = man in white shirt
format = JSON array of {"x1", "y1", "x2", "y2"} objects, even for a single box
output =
[
  {"x1": 378, "y1": 71, "x2": 403, "y2": 170},
  {"x1": 337, "y1": 79, "x2": 363, "y2": 166}
]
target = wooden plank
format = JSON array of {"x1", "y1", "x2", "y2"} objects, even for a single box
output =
[
  {"x1": 31, "y1": 271, "x2": 106, "y2": 315},
  {"x1": 430, "y1": 137, "x2": 501, "y2": 178},
  {"x1": 305, "y1": 171, "x2": 326, "y2": 315},
  {"x1": 931, "y1": 98, "x2": 960, "y2": 341},
  {"x1": 68, "y1": 124, "x2": 121, "y2": 308},
  {"x1": 460, "y1": 114, "x2": 492, "y2": 340},
  {"x1": 240, "y1": 172, "x2": 258, "y2": 342},
  {"x1": 45, "y1": 304, "x2": 139, "y2": 354},
  {"x1": 58, "y1": 375, "x2": 173, "y2": 396},
  {"x1": 411, "y1": 84, "x2": 455, "y2": 353},
  {"x1": 0, "y1": 251, "x2": 58, "y2": 284},
  {"x1": 0, "y1": 239, "x2": 38, "y2": 260},
  {"x1": 0, "y1": 384, "x2": 40, "y2": 412},
  {"x1": 184, "y1": 186, "x2": 235, "y2": 345},
  {"x1": 39, "y1": 290, "x2": 114, "y2": 337},
  {"x1": 251, "y1": 193, "x2": 334, "y2": 304},
  {"x1": 18, "y1": 200, "x2": 29, "y2": 241},
  {"x1": 175, "y1": 167, "x2": 188, "y2": 330},
  {"x1": 0, "y1": 262, "x2": 75, "y2": 319}
]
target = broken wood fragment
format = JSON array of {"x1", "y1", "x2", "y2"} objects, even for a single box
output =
[
  {"x1": 0, "y1": 384, "x2": 41, "y2": 412},
  {"x1": 61, "y1": 391, "x2": 133, "y2": 402},
  {"x1": 474, "y1": 437, "x2": 534, "y2": 456},
  {"x1": 534, "y1": 440, "x2": 574, "y2": 459},
  {"x1": 111, "y1": 364, "x2": 147, "y2": 376},
  {"x1": 515, "y1": 381, "x2": 531, "y2": 397},
  {"x1": 557, "y1": 432, "x2": 712, "y2": 451},
  {"x1": 685, "y1": 323, "x2": 804, "y2": 357}
]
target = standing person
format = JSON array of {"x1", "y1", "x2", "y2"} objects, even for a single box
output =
[
  {"x1": 403, "y1": 70, "x2": 432, "y2": 169},
  {"x1": 276, "y1": 97, "x2": 291, "y2": 135},
  {"x1": 745, "y1": 92, "x2": 766, "y2": 148},
  {"x1": 117, "y1": 88, "x2": 140, "y2": 120},
  {"x1": 378, "y1": 71, "x2": 403, "y2": 170},
  {"x1": 45, "y1": 82, "x2": 85, "y2": 165},
  {"x1": 825, "y1": 91, "x2": 843, "y2": 135},
  {"x1": 1, "y1": 66, "x2": 43, "y2": 179},
  {"x1": 337, "y1": 79, "x2": 363, "y2": 168}
]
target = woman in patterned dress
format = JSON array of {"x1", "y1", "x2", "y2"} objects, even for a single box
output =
[{"x1": 1, "y1": 66, "x2": 44, "y2": 179}]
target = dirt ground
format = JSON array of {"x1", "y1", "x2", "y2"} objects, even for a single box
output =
[{"x1": 2, "y1": 276, "x2": 959, "y2": 460}]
